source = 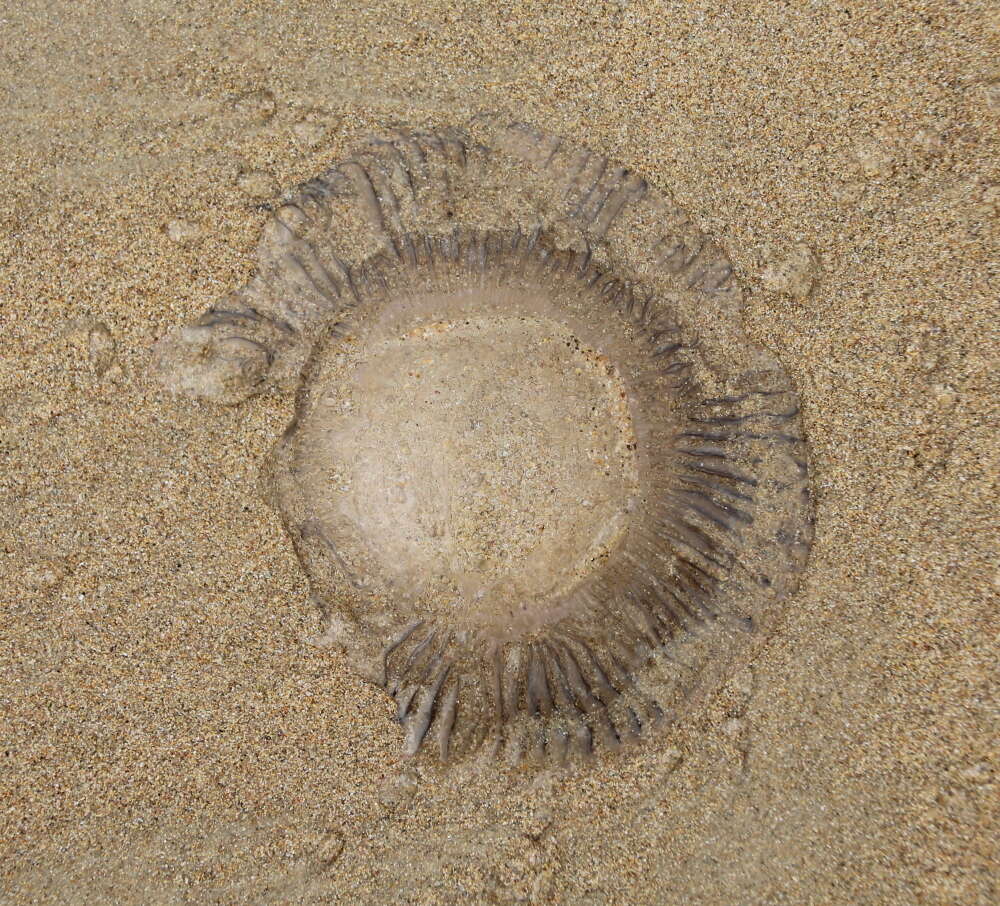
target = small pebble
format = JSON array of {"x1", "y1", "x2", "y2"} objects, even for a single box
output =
[
  {"x1": 854, "y1": 137, "x2": 895, "y2": 177},
  {"x1": 164, "y1": 218, "x2": 202, "y2": 246},
  {"x1": 930, "y1": 383, "x2": 958, "y2": 409},
  {"x1": 22, "y1": 557, "x2": 68, "y2": 591},
  {"x1": 760, "y1": 242, "x2": 820, "y2": 300}
]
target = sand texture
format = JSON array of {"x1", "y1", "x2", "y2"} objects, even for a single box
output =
[{"x1": 1, "y1": 2, "x2": 997, "y2": 904}]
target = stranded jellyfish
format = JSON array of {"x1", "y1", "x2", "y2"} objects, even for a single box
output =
[{"x1": 154, "y1": 121, "x2": 813, "y2": 765}]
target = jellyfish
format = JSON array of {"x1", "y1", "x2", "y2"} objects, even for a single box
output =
[{"x1": 153, "y1": 120, "x2": 813, "y2": 765}]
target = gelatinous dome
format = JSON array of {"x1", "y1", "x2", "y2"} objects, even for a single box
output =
[{"x1": 154, "y1": 121, "x2": 813, "y2": 765}]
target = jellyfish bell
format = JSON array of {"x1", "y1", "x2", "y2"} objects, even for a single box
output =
[{"x1": 154, "y1": 121, "x2": 814, "y2": 766}]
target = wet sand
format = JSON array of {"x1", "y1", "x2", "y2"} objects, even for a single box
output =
[{"x1": 1, "y1": 2, "x2": 997, "y2": 903}]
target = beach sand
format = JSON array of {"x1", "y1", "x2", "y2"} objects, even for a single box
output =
[{"x1": 1, "y1": 2, "x2": 996, "y2": 903}]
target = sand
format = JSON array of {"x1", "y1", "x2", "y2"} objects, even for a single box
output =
[{"x1": 1, "y1": 1, "x2": 997, "y2": 903}]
